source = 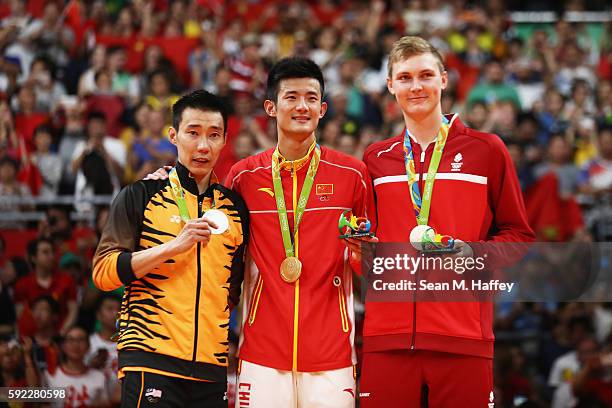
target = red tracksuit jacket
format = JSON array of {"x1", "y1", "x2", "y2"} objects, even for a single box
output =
[
  {"x1": 226, "y1": 146, "x2": 373, "y2": 371},
  {"x1": 362, "y1": 114, "x2": 535, "y2": 358}
]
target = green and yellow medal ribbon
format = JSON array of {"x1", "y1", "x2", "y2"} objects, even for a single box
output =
[
  {"x1": 271, "y1": 144, "x2": 321, "y2": 258},
  {"x1": 403, "y1": 116, "x2": 451, "y2": 226},
  {"x1": 169, "y1": 168, "x2": 191, "y2": 222}
]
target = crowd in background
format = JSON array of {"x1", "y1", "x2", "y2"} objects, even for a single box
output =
[{"x1": 0, "y1": 0, "x2": 611, "y2": 406}]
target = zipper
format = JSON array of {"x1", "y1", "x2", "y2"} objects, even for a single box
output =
[
  {"x1": 291, "y1": 163, "x2": 300, "y2": 372},
  {"x1": 410, "y1": 270, "x2": 418, "y2": 350},
  {"x1": 191, "y1": 196, "x2": 205, "y2": 375},
  {"x1": 411, "y1": 146, "x2": 427, "y2": 351}
]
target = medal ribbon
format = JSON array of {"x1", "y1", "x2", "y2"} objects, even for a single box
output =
[
  {"x1": 403, "y1": 116, "x2": 451, "y2": 226},
  {"x1": 169, "y1": 168, "x2": 191, "y2": 222},
  {"x1": 169, "y1": 167, "x2": 217, "y2": 222},
  {"x1": 271, "y1": 144, "x2": 321, "y2": 258}
]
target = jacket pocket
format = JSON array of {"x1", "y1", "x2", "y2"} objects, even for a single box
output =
[{"x1": 247, "y1": 275, "x2": 263, "y2": 326}]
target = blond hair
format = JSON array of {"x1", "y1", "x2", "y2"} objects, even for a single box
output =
[{"x1": 387, "y1": 36, "x2": 445, "y2": 78}]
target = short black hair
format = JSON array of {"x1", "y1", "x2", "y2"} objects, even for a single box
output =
[
  {"x1": 26, "y1": 237, "x2": 54, "y2": 261},
  {"x1": 95, "y1": 293, "x2": 121, "y2": 312},
  {"x1": 31, "y1": 294, "x2": 60, "y2": 315},
  {"x1": 266, "y1": 57, "x2": 325, "y2": 102},
  {"x1": 171, "y1": 89, "x2": 228, "y2": 134},
  {"x1": 87, "y1": 111, "x2": 107, "y2": 123},
  {"x1": 0, "y1": 156, "x2": 19, "y2": 171},
  {"x1": 107, "y1": 45, "x2": 126, "y2": 56},
  {"x1": 33, "y1": 124, "x2": 53, "y2": 137}
]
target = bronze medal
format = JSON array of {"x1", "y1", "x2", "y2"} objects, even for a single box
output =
[{"x1": 280, "y1": 256, "x2": 302, "y2": 283}]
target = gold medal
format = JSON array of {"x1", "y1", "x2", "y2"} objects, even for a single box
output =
[{"x1": 280, "y1": 256, "x2": 302, "y2": 283}]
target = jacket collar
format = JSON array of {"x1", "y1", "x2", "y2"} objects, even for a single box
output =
[
  {"x1": 403, "y1": 113, "x2": 465, "y2": 146},
  {"x1": 277, "y1": 140, "x2": 317, "y2": 172},
  {"x1": 175, "y1": 161, "x2": 218, "y2": 197}
]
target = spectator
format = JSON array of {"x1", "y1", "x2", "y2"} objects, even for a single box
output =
[
  {"x1": 25, "y1": 56, "x2": 66, "y2": 112},
  {"x1": 13, "y1": 238, "x2": 78, "y2": 337},
  {"x1": 12, "y1": 84, "x2": 48, "y2": 153},
  {"x1": 564, "y1": 78, "x2": 597, "y2": 123},
  {"x1": 106, "y1": 46, "x2": 140, "y2": 106},
  {"x1": 18, "y1": 2, "x2": 74, "y2": 69},
  {"x1": 551, "y1": 337, "x2": 601, "y2": 408},
  {"x1": 30, "y1": 125, "x2": 61, "y2": 198},
  {"x1": 580, "y1": 124, "x2": 612, "y2": 200},
  {"x1": 555, "y1": 42, "x2": 597, "y2": 97},
  {"x1": 225, "y1": 32, "x2": 266, "y2": 99},
  {"x1": 71, "y1": 111, "x2": 126, "y2": 212},
  {"x1": 534, "y1": 135, "x2": 581, "y2": 197},
  {"x1": 309, "y1": 27, "x2": 345, "y2": 88},
  {"x1": 0, "y1": 100, "x2": 18, "y2": 159},
  {"x1": 209, "y1": 66, "x2": 235, "y2": 114},
  {"x1": 2, "y1": 1, "x2": 36, "y2": 83},
  {"x1": 118, "y1": 101, "x2": 148, "y2": 177},
  {"x1": 0, "y1": 236, "x2": 17, "y2": 339},
  {"x1": 130, "y1": 108, "x2": 176, "y2": 179},
  {"x1": 548, "y1": 316, "x2": 595, "y2": 389},
  {"x1": 44, "y1": 326, "x2": 109, "y2": 408},
  {"x1": 0, "y1": 337, "x2": 38, "y2": 387},
  {"x1": 86, "y1": 294, "x2": 120, "y2": 403},
  {"x1": 0, "y1": 156, "x2": 32, "y2": 229},
  {"x1": 77, "y1": 44, "x2": 107, "y2": 97},
  {"x1": 466, "y1": 59, "x2": 522, "y2": 110},
  {"x1": 144, "y1": 69, "x2": 179, "y2": 117},
  {"x1": 570, "y1": 335, "x2": 612, "y2": 407},
  {"x1": 537, "y1": 89, "x2": 570, "y2": 145},
  {"x1": 335, "y1": 133, "x2": 359, "y2": 157},
  {"x1": 496, "y1": 346, "x2": 537, "y2": 408},
  {"x1": 233, "y1": 130, "x2": 257, "y2": 160},
  {"x1": 595, "y1": 79, "x2": 611, "y2": 120},
  {"x1": 512, "y1": 57, "x2": 546, "y2": 111},
  {"x1": 189, "y1": 29, "x2": 221, "y2": 91},
  {"x1": 29, "y1": 295, "x2": 61, "y2": 375},
  {"x1": 57, "y1": 97, "x2": 86, "y2": 193}
]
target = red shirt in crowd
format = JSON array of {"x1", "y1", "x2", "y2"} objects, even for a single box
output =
[{"x1": 13, "y1": 272, "x2": 78, "y2": 336}]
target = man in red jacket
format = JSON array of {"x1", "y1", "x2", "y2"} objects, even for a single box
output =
[
  {"x1": 359, "y1": 36, "x2": 535, "y2": 407},
  {"x1": 226, "y1": 57, "x2": 374, "y2": 407}
]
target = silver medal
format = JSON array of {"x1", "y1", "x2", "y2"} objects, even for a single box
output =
[{"x1": 202, "y1": 209, "x2": 229, "y2": 234}]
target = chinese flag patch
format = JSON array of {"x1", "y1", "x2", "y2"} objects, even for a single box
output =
[{"x1": 316, "y1": 184, "x2": 334, "y2": 195}]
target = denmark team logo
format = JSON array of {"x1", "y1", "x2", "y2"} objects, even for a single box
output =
[{"x1": 451, "y1": 153, "x2": 463, "y2": 172}]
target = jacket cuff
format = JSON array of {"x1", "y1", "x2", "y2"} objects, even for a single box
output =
[{"x1": 117, "y1": 252, "x2": 136, "y2": 286}]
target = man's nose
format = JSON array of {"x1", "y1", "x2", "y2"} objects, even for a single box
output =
[
  {"x1": 296, "y1": 97, "x2": 308, "y2": 111},
  {"x1": 197, "y1": 136, "x2": 210, "y2": 151}
]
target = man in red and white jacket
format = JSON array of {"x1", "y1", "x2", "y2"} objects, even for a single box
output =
[
  {"x1": 227, "y1": 57, "x2": 373, "y2": 408},
  {"x1": 359, "y1": 36, "x2": 535, "y2": 407}
]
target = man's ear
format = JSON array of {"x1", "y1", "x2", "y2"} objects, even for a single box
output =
[
  {"x1": 264, "y1": 100, "x2": 277, "y2": 117},
  {"x1": 168, "y1": 127, "x2": 177, "y2": 145},
  {"x1": 319, "y1": 101, "x2": 328, "y2": 118},
  {"x1": 387, "y1": 77, "x2": 395, "y2": 96}
]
